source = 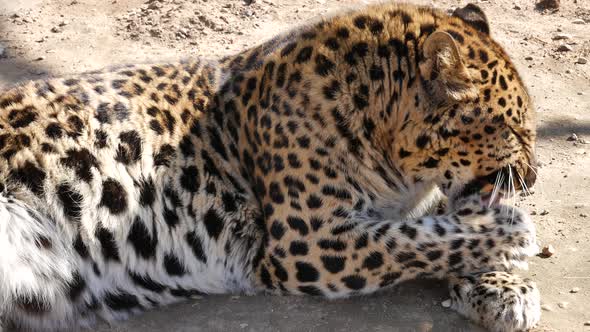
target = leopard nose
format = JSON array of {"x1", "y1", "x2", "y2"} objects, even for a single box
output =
[{"x1": 524, "y1": 167, "x2": 536, "y2": 188}]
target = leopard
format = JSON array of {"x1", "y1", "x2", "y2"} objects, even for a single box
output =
[{"x1": 0, "y1": 3, "x2": 540, "y2": 332}]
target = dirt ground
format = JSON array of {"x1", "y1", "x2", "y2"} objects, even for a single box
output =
[{"x1": 0, "y1": 0, "x2": 589, "y2": 331}]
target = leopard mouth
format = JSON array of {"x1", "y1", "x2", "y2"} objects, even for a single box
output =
[{"x1": 456, "y1": 166, "x2": 513, "y2": 205}]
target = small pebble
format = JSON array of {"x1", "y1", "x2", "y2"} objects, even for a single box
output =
[
  {"x1": 557, "y1": 44, "x2": 573, "y2": 52},
  {"x1": 567, "y1": 133, "x2": 578, "y2": 141},
  {"x1": 570, "y1": 287, "x2": 580, "y2": 293},
  {"x1": 525, "y1": 56, "x2": 534, "y2": 61},
  {"x1": 541, "y1": 245, "x2": 556, "y2": 257},
  {"x1": 50, "y1": 26, "x2": 62, "y2": 33},
  {"x1": 572, "y1": 19, "x2": 585, "y2": 24},
  {"x1": 59, "y1": 20, "x2": 69, "y2": 27},
  {"x1": 441, "y1": 299, "x2": 452, "y2": 308},
  {"x1": 540, "y1": 210, "x2": 549, "y2": 215},
  {"x1": 240, "y1": 323, "x2": 249, "y2": 329},
  {"x1": 536, "y1": 0, "x2": 560, "y2": 9},
  {"x1": 577, "y1": 57, "x2": 588, "y2": 64},
  {"x1": 558, "y1": 301, "x2": 569, "y2": 309},
  {"x1": 541, "y1": 304, "x2": 553, "y2": 311},
  {"x1": 35, "y1": 56, "x2": 46, "y2": 61},
  {"x1": 584, "y1": 321, "x2": 590, "y2": 326},
  {"x1": 29, "y1": 68, "x2": 47, "y2": 76},
  {"x1": 552, "y1": 33, "x2": 572, "y2": 40}
]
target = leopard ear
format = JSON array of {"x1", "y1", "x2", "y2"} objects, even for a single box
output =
[
  {"x1": 420, "y1": 31, "x2": 478, "y2": 103},
  {"x1": 452, "y1": 4, "x2": 490, "y2": 35}
]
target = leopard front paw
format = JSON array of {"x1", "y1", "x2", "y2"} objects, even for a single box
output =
[
  {"x1": 447, "y1": 203, "x2": 538, "y2": 272},
  {"x1": 449, "y1": 272, "x2": 541, "y2": 332}
]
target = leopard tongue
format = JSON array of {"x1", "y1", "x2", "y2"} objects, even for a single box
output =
[
  {"x1": 478, "y1": 182, "x2": 502, "y2": 205},
  {"x1": 481, "y1": 192, "x2": 502, "y2": 206},
  {"x1": 479, "y1": 183, "x2": 496, "y2": 193}
]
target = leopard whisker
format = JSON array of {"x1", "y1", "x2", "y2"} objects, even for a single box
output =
[
  {"x1": 508, "y1": 165, "x2": 516, "y2": 224},
  {"x1": 515, "y1": 170, "x2": 531, "y2": 198},
  {"x1": 523, "y1": 160, "x2": 543, "y2": 198},
  {"x1": 489, "y1": 170, "x2": 503, "y2": 208},
  {"x1": 500, "y1": 172, "x2": 510, "y2": 215}
]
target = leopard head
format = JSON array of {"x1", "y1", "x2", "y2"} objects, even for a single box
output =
[{"x1": 393, "y1": 4, "x2": 537, "y2": 203}]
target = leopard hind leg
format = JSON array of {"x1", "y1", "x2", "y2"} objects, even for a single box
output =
[{"x1": 0, "y1": 193, "x2": 95, "y2": 331}]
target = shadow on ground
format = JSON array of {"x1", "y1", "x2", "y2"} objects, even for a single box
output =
[
  {"x1": 0, "y1": 18, "x2": 53, "y2": 88},
  {"x1": 96, "y1": 280, "x2": 485, "y2": 332},
  {"x1": 537, "y1": 119, "x2": 590, "y2": 139},
  {"x1": 0, "y1": 58, "x2": 54, "y2": 89}
]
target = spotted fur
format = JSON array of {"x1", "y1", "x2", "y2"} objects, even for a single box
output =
[{"x1": 0, "y1": 3, "x2": 539, "y2": 331}]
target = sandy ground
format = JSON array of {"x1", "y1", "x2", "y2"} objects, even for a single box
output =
[{"x1": 0, "y1": 0, "x2": 589, "y2": 331}]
